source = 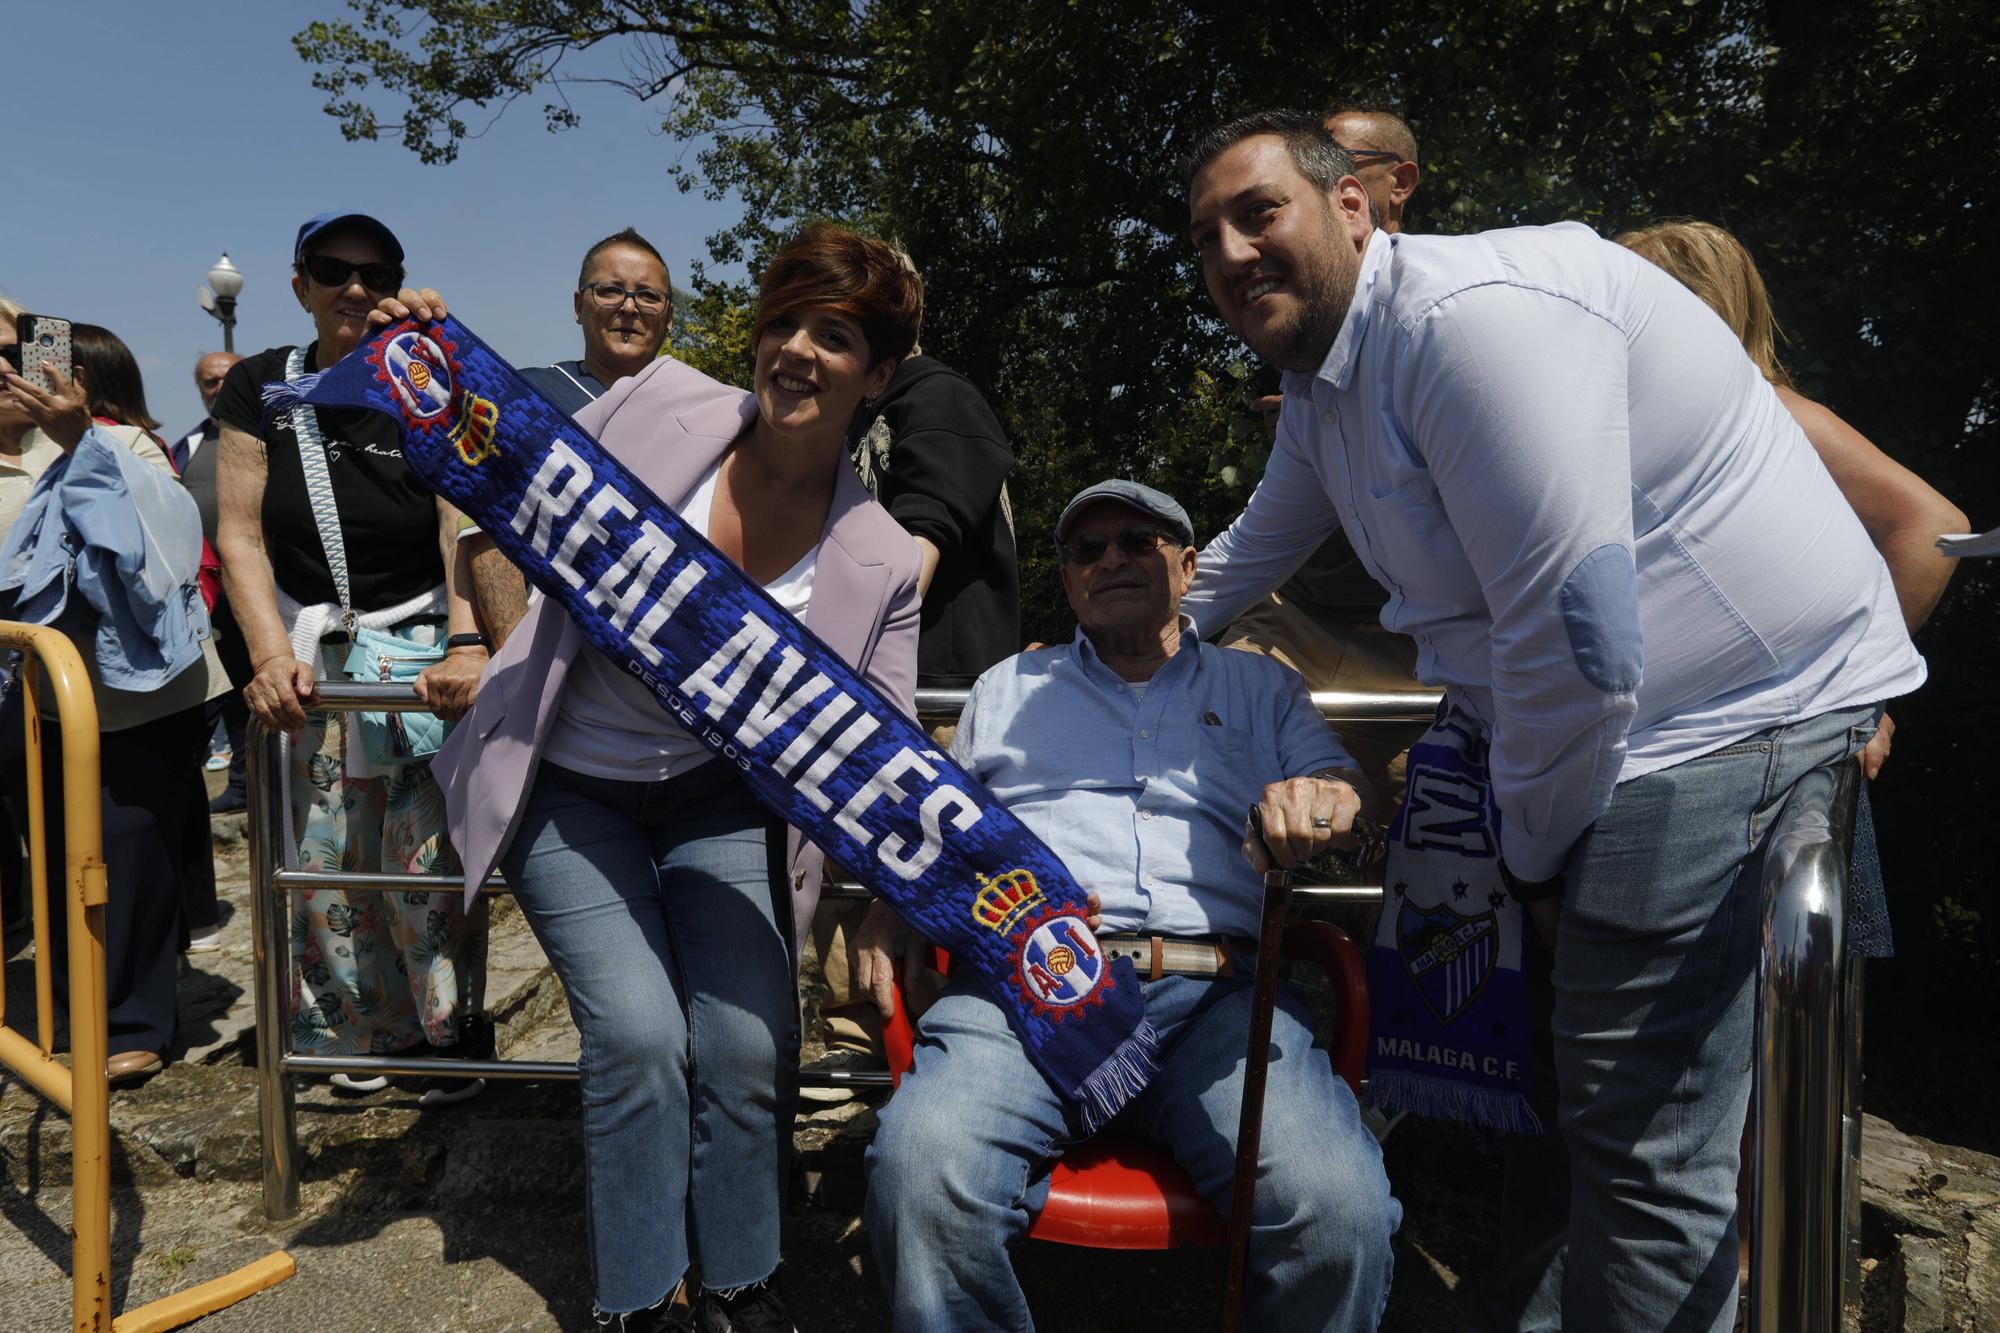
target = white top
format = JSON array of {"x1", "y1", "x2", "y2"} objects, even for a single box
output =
[
  {"x1": 542, "y1": 462, "x2": 819, "y2": 781},
  {"x1": 1182, "y1": 223, "x2": 1926, "y2": 881}
]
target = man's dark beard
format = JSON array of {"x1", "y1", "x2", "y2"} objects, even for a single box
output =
[{"x1": 1251, "y1": 217, "x2": 1357, "y2": 374}]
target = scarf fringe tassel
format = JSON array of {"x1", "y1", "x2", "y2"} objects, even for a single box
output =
[
  {"x1": 261, "y1": 373, "x2": 324, "y2": 413},
  {"x1": 1369, "y1": 1069, "x2": 1543, "y2": 1136},
  {"x1": 1075, "y1": 1020, "x2": 1162, "y2": 1134}
]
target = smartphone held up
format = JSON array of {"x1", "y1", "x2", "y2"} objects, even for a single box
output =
[{"x1": 15, "y1": 314, "x2": 74, "y2": 392}]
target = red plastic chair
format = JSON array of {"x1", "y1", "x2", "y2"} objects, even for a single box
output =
[{"x1": 879, "y1": 920, "x2": 1369, "y2": 1251}]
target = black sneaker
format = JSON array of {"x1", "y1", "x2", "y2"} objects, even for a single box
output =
[
  {"x1": 695, "y1": 1279, "x2": 795, "y2": 1333},
  {"x1": 594, "y1": 1287, "x2": 694, "y2": 1332},
  {"x1": 397, "y1": 1043, "x2": 486, "y2": 1108}
]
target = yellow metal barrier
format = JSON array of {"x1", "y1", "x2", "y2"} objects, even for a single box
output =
[{"x1": 0, "y1": 622, "x2": 294, "y2": 1332}]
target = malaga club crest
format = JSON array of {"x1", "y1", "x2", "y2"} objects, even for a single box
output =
[
  {"x1": 1397, "y1": 900, "x2": 1497, "y2": 1025},
  {"x1": 1012, "y1": 906, "x2": 1111, "y2": 1019},
  {"x1": 368, "y1": 324, "x2": 459, "y2": 427}
]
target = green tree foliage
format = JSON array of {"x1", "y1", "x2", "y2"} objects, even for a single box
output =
[{"x1": 297, "y1": 0, "x2": 1999, "y2": 1134}]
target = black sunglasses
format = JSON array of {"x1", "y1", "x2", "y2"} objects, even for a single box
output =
[
  {"x1": 299, "y1": 253, "x2": 405, "y2": 293},
  {"x1": 1060, "y1": 524, "x2": 1182, "y2": 566},
  {"x1": 0, "y1": 345, "x2": 19, "y2": 373},
  {"x1": 1339, "y1": 146, "x2": 1403, "y2": 166}
]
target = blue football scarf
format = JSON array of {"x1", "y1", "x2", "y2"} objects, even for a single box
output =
[
  {"x1": 1366, "y1": 709, "x2": 1540, "y2": 1133},
  {"x1": 263, "y1": 317, "x2": 1158, "y2": 1129}
]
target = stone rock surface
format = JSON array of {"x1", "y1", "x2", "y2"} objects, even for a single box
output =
[{"x1": 5, "y1": 815, "x2": 1995, "y2": 1330}]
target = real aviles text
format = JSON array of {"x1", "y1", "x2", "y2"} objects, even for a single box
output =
[{"x1": 510, "y1": 436, "x2": 983, "y2": 883}]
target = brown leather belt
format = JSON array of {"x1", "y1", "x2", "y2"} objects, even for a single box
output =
[{"x1": 1097, "y1": 933, "x2": 1245, "y2": 981}]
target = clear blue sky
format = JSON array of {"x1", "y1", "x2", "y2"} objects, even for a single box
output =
[{"x1": 1, "y1": 2, "x2": 747, "y2": 436}]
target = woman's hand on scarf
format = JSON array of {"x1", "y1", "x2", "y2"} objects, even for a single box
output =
[
  {"x1": 243, "y1": 654, "x2": 318, "y2": 736},
  {"x1": 2, "y1": 363, "x2": 92, "y2": 451},
  {"x1": 370, "y1": 288, "x2": 449, "y2": 328},
  {"x1": 414, "y1": 647, "x2": 485, "y2": 722}
]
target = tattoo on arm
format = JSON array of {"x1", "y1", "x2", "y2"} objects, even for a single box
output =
[{"x1": 469, "y1": 542, "x2": 530, "y2": 649}]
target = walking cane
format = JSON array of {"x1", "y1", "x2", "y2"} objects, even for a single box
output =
[{"x1": 1223, "y1": 805, "x2": 1295, "y2": 1333}]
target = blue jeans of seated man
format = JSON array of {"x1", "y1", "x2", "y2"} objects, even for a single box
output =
[
  {"x1": 497, "y1": 760, "x2": 794, "y2": 1315},
  {"x1": 1473, "y1": 703, "x2": 1876, "y2": 1333},
  {"x1": 866, "y1": 968, "x2": 1400, "y2": 1332}
]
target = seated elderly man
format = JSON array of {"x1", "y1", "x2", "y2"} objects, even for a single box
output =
[{"x1": 858, "y1": 479, "x2": 1401, "y2": 1332}]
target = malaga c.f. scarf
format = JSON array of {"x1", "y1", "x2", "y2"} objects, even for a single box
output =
[{"x1": 264, "y1": 316, "x2": 1157, "y2": 1130}]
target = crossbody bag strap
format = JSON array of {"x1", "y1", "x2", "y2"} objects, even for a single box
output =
[{"x1": 285, "y1": 345, "x2": 357, "y2": 637}]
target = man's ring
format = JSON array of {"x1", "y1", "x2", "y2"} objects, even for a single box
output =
[{"x1": 1312, "y1": 817, "x2": 1333, "y2": 830}]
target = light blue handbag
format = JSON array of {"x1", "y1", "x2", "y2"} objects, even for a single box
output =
[{"x1": 342, "y1": 627, "x2": 450, "y2": 764}]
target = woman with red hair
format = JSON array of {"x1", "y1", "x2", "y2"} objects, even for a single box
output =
[{"x1": 393, "y1": 222, "x2": 923, "y2": 1331}]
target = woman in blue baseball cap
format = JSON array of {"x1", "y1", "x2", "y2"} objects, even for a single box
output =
[{"x1": 213, "y1": 212, "x2": 487, "y2": 1103}]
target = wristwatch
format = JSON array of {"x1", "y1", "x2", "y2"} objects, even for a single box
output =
[{"x1": 445, "y1": 632, "x2": 492, "y2": 651}]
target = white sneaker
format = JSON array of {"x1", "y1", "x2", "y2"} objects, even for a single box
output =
[
  {"x1": 204, "y1": 750, "x2": 231, "y2": 772},
  {"x1": 1360, "y1": 1105, "x2": 1407, "y2": 1143},
  {"x1": 185, "y1": 927, "x2": 223, "y2": 953},
  {"x1": 330, "y1": 1072, "x2": 390, "y2": 1093}
]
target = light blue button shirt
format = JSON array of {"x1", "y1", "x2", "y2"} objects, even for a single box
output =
[
  {"x1": 949, "y1": 626, "x2": 1352, "y2": 940},
  {"x1": 1182, "y1": 223, "x2": 1925, "y2": 881}
]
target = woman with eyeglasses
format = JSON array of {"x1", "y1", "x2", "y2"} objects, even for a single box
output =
[
  {"x1": 388, "y1": 221, "x2": 922, "y2": 1331},
  {"x1": 213, "y1": 212, "x2": 488, "y2": 1104}
]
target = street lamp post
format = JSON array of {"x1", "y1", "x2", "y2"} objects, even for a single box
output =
[{"x1": 199, "y1": 254, "x2": 245, "y2": 353}]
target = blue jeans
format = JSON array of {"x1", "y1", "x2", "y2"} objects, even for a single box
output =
[
  {"x1": 498, "y1": 760, "x2": 794, "y2": 1314},
  {"x1": 866, "y1": 969, "x2": 1400, "y2": 1331},
  {"x1": 1476, "y1": 704, "x2": 1876, "y2": 1332}
]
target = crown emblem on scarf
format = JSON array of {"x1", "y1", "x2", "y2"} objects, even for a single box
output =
[
  {"x1": 451, "y1": 393, "x2": 500, "y2": 465},
  {"x1": 973, "y1": 868, "x2": 1047, "y2": 934}
]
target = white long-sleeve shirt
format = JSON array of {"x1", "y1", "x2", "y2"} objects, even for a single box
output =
[{"x1": 1182, "y1": 223, "x2": 1925, "y2": 880}]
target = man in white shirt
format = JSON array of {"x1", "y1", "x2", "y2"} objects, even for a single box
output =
[{"x1": 1181, "y1": 109, "x2": 1925, "y2": 1332}]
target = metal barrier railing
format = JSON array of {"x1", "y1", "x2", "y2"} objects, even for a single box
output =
[
  {"x1": 1750, "y1": 754, "x2": 1864, "y2": 1333},
  {"x1": 250, "y1": 682, "x2": 1439, "y2": 1219},
  {"x1": 248, "y1": 678, "x2": 1868, "y2": 1331},
  {"x1": 0, "y1": 622, "x2": 293, "y2": 1332}
]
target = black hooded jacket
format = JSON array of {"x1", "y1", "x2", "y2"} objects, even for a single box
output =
[{"x1": 848, "y1": 356, "x2": 1020, "y2": 687}]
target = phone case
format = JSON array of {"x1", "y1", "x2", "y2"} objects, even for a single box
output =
[{"x1": 19, "y1": 315, "x2": 73, "y2": 394}]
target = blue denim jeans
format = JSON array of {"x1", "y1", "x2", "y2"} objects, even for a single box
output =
[
  {"x1": 497, "y1": 760, "x2": 794, "y2": 1314},
  {"x1": 866, "y1": 969, "x2": 1400, "y2": 1331},
  {"x1": 1474, "y1": 703, "x2": 1876, "y2": 1332}
]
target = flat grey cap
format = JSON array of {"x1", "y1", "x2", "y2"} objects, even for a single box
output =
[{"x1": 1054, "y1": 478, "x2": 1197, "y2": 549}]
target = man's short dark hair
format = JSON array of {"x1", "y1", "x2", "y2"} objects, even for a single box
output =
[
  {"x1": 577, "y1": 227, "x2": 672, "y2": 291},
  {"x1": 1183, "y1": 109, "x2": 1355, "y2": 192},
  {"x1": 1325, "y1": 101, "x2": 1419, "y2": 165}
]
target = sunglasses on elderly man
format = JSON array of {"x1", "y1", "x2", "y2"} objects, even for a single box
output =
[
  {"x1": 298, "y1": 254, "x2": 406, "y2": 294},
  {"x1": 1060, "y1": 524, "x2": 1183, "y2": 566}
]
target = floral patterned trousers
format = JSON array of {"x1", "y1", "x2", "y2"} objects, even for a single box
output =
[{"x1": 288, "y1": 630, "x2": 472, "y2": 1055}]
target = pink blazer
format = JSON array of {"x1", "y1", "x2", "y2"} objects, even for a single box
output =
[{"x1": 432, "y1": 356, "x2": 921, "y2": 949}]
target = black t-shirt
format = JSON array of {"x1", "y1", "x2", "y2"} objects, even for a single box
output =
[
  {"x1": 212, "y1": 344, "x2": 442, "y2": 610},
  {"x1": 847, "y1": 356, "x2": 1020, "y2": 687}
]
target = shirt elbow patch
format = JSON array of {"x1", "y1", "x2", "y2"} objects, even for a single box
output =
[{"x1": 1559, "y1": 544, "x2": 1642, "y2": 693}]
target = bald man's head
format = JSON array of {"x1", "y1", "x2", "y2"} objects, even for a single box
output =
[
  {"x1": 1325, "y1": 105, "x2": 1421, "y2": 233},
  {"x1": 194, "y1": 351, "x2": 240, "y2": 413}
]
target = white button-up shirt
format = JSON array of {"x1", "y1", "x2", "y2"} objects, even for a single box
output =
[{"x1": 1182, "y1": 223, "x2": 1925, "y2": 880}]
